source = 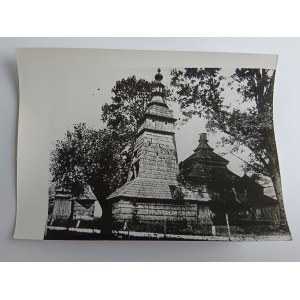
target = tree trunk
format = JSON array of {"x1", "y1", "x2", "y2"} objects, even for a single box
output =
[
  {"x1": 98, "y1": 200, "x2": 113, "y2": 238},
  {"x1": 269, "y1": 160, "x2": 289, "y2": 231},
  {"x1": 67, "y1": 200, "x2": 74, "y2": 231},
  {"x1": 271, "y1": 172, "x2": 288, "y2": 227},
  {"x1": 266, "y1": 127, "x2": 290, "y2": 232}
]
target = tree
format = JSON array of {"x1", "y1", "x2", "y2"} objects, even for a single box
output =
[
  {"x1": 50, "y1": 123, "x2": 129, "y2": 235},
  {"x1": 170, "y1": 68, "x2": 287, "y2": 226},
  {"x1": 50, "y1": 123, "x2": 129, "y2": 200}
]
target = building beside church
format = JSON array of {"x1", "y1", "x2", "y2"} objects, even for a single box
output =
[
  {"x1": 47, "y1": 185, "x2": 102, "y2": 229},
  {"x1": 106, "y1": 69, "x2": 280, "y2": 238}
]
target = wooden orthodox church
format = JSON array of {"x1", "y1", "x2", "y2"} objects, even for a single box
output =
[{"x1": 107, "y1": 69, "x2": 280, "y2": 237}]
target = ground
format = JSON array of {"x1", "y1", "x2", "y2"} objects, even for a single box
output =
[{"x1": 44, "y1": 227, "x2": 292, "y2": 241}]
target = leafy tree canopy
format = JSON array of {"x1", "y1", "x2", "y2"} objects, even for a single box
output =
[
  {"x1": 171, "y1": 67, "x2": 288, "y2": 223},
  {"x1": 50, "y1": 124, "x2": 129, "y2": 202},
  {"x1": 170, "y1": 67, "x2": 276, "y2": 178}
]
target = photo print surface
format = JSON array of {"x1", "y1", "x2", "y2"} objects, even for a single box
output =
[{"x1": 15, "y1": 49, "x2": 292, "y2": 241}]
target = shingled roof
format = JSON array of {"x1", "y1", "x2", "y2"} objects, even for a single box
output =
[
  {"x1": 182, "y1": 164, "x2": 240, "y2": 183},
  {"x1": 184, "y1": 133, "x2": 229, "y2": 165},
  {"x1": 145, "y1": 102, "x2": 176, "y2": 120},
  {"x1": 107, "y1": 178, "x2": 179, "y2": 200},
  {"x1": 179, "y1": 133, "x2": 239, "y2": 184},
  {"x1": 107, "y1": 177, "x2": 219, "y2": 203},
  {"x1": 54, "y1": 185, "x2": 97, "y2": 201}
]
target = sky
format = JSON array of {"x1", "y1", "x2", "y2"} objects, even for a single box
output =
[{"x1": 49, "y1": 66, "x2": 253, "y2": 177}]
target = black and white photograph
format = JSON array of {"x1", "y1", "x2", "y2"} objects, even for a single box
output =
[{"x1": 38, "y1": 55, "x2": 291, "y2": 241}]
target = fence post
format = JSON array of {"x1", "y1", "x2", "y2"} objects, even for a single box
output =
[
  {"x1": 212, "y1": 225, "x2": 216, "y2": 237},
  {"x1": 225, "y1": 213, "x2": 231, "y2": 241}
]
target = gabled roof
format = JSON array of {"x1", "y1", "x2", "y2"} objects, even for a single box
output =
[
  {"x1": 54, "y1": 186, "x2": 97, "y2": 201},
  {"x1": 70, "y1": 185, "x2": 97, "y2": 201}
]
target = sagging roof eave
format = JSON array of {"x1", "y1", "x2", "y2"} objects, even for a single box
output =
[
  {"x1": 136, "y1": 128, "x2": 175, "y2": 139},
  {"x1": 107, "y1": 195, "x2": 173, "y2": 201},
  {"x1": 107, "y1": 194, "x2": 217, "y2": 203}
]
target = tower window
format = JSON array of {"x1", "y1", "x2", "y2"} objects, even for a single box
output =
[
  {"x1": 165, "y1": 121, "x2": 167, "y2": 125},
  {"x1": 135, "y1": 161, "x2": 139, "y2": 177},
  {"x1": 130, "y1": 160, "x2": 140, "y2": 180}
]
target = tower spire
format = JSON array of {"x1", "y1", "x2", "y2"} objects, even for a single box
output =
[
  {"x1": 193, "y1": 133, "x2": 212, "y2": 152},
  {"x1": 150, "y1": 68, "x2": 165, "y2": 102}
]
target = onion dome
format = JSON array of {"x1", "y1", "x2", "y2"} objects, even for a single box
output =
[{"x1": 155, "y1": 68, "x2": 163, "y2": 81}]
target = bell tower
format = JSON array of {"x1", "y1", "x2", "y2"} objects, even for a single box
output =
[
  {"x1": 107, "y1": 69, "x2": 179, "y2": 202},
  {"x1": 127, "y1": 69, "x2": 179, "y2": 182}
]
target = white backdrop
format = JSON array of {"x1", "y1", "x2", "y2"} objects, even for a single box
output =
[{"x1": 0, "y1": 37, "x2": 299, "y2": 261}]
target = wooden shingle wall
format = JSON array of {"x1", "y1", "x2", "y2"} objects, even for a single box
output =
[
  {"x1": 137, "y1": 118, "x2": 174, "y2": 134},
  {"x1": 135, "y1": 131, "x2": 178, "y2": 181},
  {"x1": 73, "y1": 201, "x2": 95, "y2": 221},
  {"x1": 112, "y1": 199, "x2": 198, "y2": 222},
  {"x1": 52, "y1": 199, "x2": 72, "y2": 219}
]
